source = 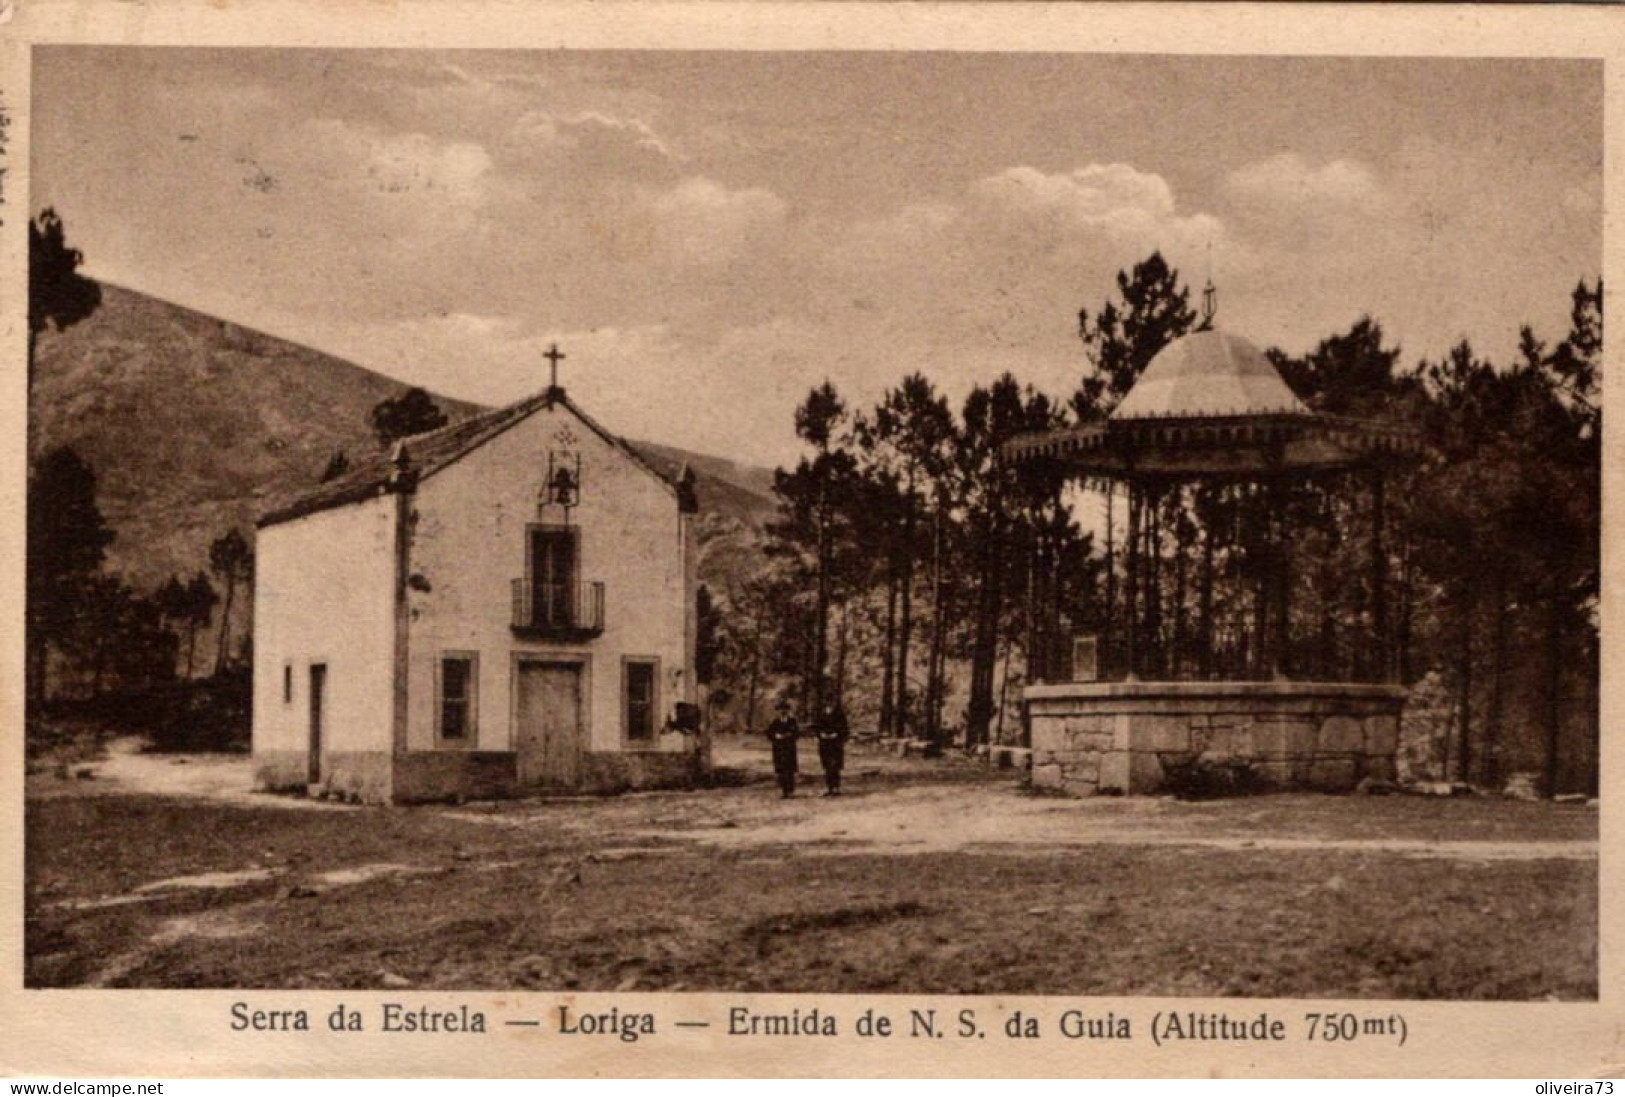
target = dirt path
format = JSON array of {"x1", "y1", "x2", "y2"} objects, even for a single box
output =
[
  {"x1": 27, "y1": 737, "x2": 342, "y2": 810},
  {"x1": 35, "y1": 738, "x2": 1597, "y2": 866},
  {"x1": 435, "y1": 765, "x2": 1599, "y2": 863},
  {"x1": 615, "y1": 785, "x2": 1598, "y2": 861}
]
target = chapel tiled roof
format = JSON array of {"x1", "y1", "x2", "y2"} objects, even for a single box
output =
[{"x1": 257, "y1": 389, "x2": 680, "y2": 528}]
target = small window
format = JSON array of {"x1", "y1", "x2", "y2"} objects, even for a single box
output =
[
  {"x1": 283, "y1": 663, "x2": 293, "y2": 705},
  {"x1": 438, "y1": 653, "x2": 478, "y2": 744},
  {"x1": 625, "y1": 660, "x2": 657, "y2": 742}
]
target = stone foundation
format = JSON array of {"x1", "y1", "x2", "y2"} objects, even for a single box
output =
[
  {"x1": 255, "y1": 747, "x2": 701, "y2": 804},
  {"x1": 581, "y1": 750, "x2": 701, "y2": 793},
  {"x1": 319, "y1": 750, "x2": 395, "y2": 803},
  {"x1": 253, "y1": 750, "x2": 311, "y2": 794},
  {"x1": 1025, "y1": 681, "x2": 1406, "y2": 796},
  {"x1": 393, "y1": 751, "x2": 518, "y2": 803}
]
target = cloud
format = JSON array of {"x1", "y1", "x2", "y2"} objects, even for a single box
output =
[
  {"x1": 291, "y1": 118, "x2": 494, "y2": 212},
  {"x1": 1225, "y1": 153, "x2": 1386, "y2": 212},
  {"x1": 651, "y1": 176, "x2": 789, "y2": 265},
  {"x1": 962, "y1": 163, "x2": 1223, "y2": 266},
  {"x1": 560, "y1": 112, "x2": 675, "y2": 162},
  {"x1": 306, "y1": 308, "x2": 813, "y2": 464},
  {"x1": 853, "y1": 162, "x2": 1224, "y2": 332},
  {"x1": 508, "y1": 108, "x2": 679, "y2": 179},
  {"x1": 296, "y1": 310, "x2": 679, "y2": 409},
  {"x1": 362, "y1": 131, "x2": 493, "y2": 208},
  {"x1": 972, "y1": 163, "x2": 1178, "y2": 223}
]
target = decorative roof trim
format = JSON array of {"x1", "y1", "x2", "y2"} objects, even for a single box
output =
[
  {"x1": 257, "y1": 390, "x2": 681, "y2": 529},
  {"x1": 1002, "y1": 410, "x2": 1422, "y2": 467}
]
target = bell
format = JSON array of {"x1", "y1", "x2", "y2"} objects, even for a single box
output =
[{"x1": 549, "y1": 465, "x2": 579, "y2": 507}]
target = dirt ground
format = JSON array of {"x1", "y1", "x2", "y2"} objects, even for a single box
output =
[{"x1": 25, "y1": 737, "x2": 1598, "y2": 998}]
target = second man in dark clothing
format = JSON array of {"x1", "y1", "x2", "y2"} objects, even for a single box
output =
[
  {"x1": 765, "y1": 700, "x2": 800, "y2": 799},
  {"x1": 817, "y1": 704, "x2": 849, "y2": 796}
]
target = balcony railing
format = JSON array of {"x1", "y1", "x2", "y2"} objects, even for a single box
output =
[{"x1": 511, "y1": 580, "x2": 605, "y2": 640}]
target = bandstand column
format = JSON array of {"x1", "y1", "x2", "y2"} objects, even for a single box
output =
[
  {"x1": 1197, "y1": 483, "x2": 1217, "y2": 680},
  {"x1": 1270, "y1": 476, "x2": 1292, "y2": 680},
  {"x1": 1103, "y1": 480, "x2": 1116, "y2": 673},
  {"x1": 1248, "y1": 481, "x2": 1270, "y2": 680},
  {"x1": 1370, "y1": 467, "x2": 1390, "y2": 682},
  {"x1": 1125, "y1": 480, "x2": 1140, "y2": 681}
]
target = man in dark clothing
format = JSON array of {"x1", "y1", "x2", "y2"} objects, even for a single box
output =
[
  {"x1": 817, "y1": 704, "x2": 849, "y2": 796},
  {"x1": 765, "y1": 700, "x2": 800, "y2": 798}
]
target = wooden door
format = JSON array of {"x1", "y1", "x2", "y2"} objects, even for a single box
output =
[
  {"x1": 308, "y1": 663, "x2": 327, "y2": 784},
  {"x1": 515, "y1": 662, "x2": 583, "y2": 786}
]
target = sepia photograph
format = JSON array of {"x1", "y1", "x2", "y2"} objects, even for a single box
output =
[{"x1": 18, "y1": 38, "x2": 1601, "y2": 1017}]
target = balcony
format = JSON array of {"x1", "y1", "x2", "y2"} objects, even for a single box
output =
[{"x1": 511, "y1": 580, "x2": 605, "y2": 640}]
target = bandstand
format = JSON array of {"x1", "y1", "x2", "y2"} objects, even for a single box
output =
[{"x1": 1004, "y1": 327, "x2": 1421, "y2": 795}]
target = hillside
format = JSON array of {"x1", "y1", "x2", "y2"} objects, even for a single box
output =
[
  {"x1": 636, "y1": 441, "x2": 777, "y2": 528},
  {"x1": 30, "y1": 282, "x2": 778, "y2": 592}
]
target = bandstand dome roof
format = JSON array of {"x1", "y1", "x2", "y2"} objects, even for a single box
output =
[{"x1": 1112, "y1": 330, "x2": 1308, "y2": 421}]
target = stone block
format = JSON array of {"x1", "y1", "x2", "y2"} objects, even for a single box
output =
[
  {"x1": 1081, "y1": 732, "x2": 1116, "y2": 753},
  {"x1": 1097, "y1": 750, "x2": 1131, "y2": 793},
  {"x1": 1068, "y1": 753, "x2": 1101, "y2": 782},
  {"x1": 1030, "y1": 723, "x2": 1064, "y2": 752},
  {"x1": 1063, "y1": 715, "x2": 1107, "y2": 736},
  {"x1": 1321, "y1": 716, "x2": 1365, "y2": 753},
  {"x1": 1365, "y1": 715, "x2": 1400, "y2": 754},
  {"x1": 1203, "y1": 728, "x2": 1254, "y2": 759},
  {"x1": 1129, "y1": 750, "x2": 1167, "y2": 793},
  {"x1": 1250, "y1": 721, "x2": 1316, "y2": 758},
  {"x1": 1032, "y1": 763, "x2": 1064, "y2": 790},
  {"x1": 1113, "y1": 712, "x2": 1133, "y2": 748},
  {"x1": 1132, "y1": 715, "x2": 1193, "y2": 752},
  {"x1": 1189, "y1": 725, "x2": 1213, "y2": 755},
  {"x1": 1067, "y1": 727, "x2": 1114, "y2": 752}
]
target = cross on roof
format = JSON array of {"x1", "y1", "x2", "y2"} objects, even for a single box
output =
[{"x1": 544, "y1": 343, "x2": 567, "y2": 392}]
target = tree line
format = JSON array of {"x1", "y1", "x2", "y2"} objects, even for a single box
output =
[
  {"x1": 704, "y1": 252, "x2": 1599, "y2": 794},
  {"x1": 25, "y1": 207, "x2": 462, "y2": 726},
  {"x1": 26, "y1": 396, "x2": 448, "y2": 716}
]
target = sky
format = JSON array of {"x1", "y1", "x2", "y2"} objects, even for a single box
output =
[{"x1": 32, "y1": 48, "x2": 1602, "y2": 467}]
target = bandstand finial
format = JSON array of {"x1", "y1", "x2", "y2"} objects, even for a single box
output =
[{"x1": 1200, "y1": 241, "x2": 1217, "y2": 330}]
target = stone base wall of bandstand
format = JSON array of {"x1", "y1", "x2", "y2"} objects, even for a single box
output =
[{"x1": 1025, "y1": 681, "x2": 1407, "y2": 796}]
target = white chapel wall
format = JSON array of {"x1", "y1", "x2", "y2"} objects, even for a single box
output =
[
  {"x1": 252, "y1": 495, "x2": 399, "y2": 758},
  {"x1": 404, "y1": 402, "x2": 690, "y2": 755}
]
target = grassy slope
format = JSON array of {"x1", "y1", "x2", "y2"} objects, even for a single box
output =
[
  {"x1": 30, "y1": 282, "x2": 777, "y2": 593},
  {"x1": 30, "y1": 283, "x2": 480, "y2": 588}
]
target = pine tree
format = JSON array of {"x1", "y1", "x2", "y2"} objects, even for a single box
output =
[
  {"x1": 27, "y1": 447, "x2": 115, "y2": 708},
  {"x1": 29, "y1": 209, "x2": 102, "y2": 390}
]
